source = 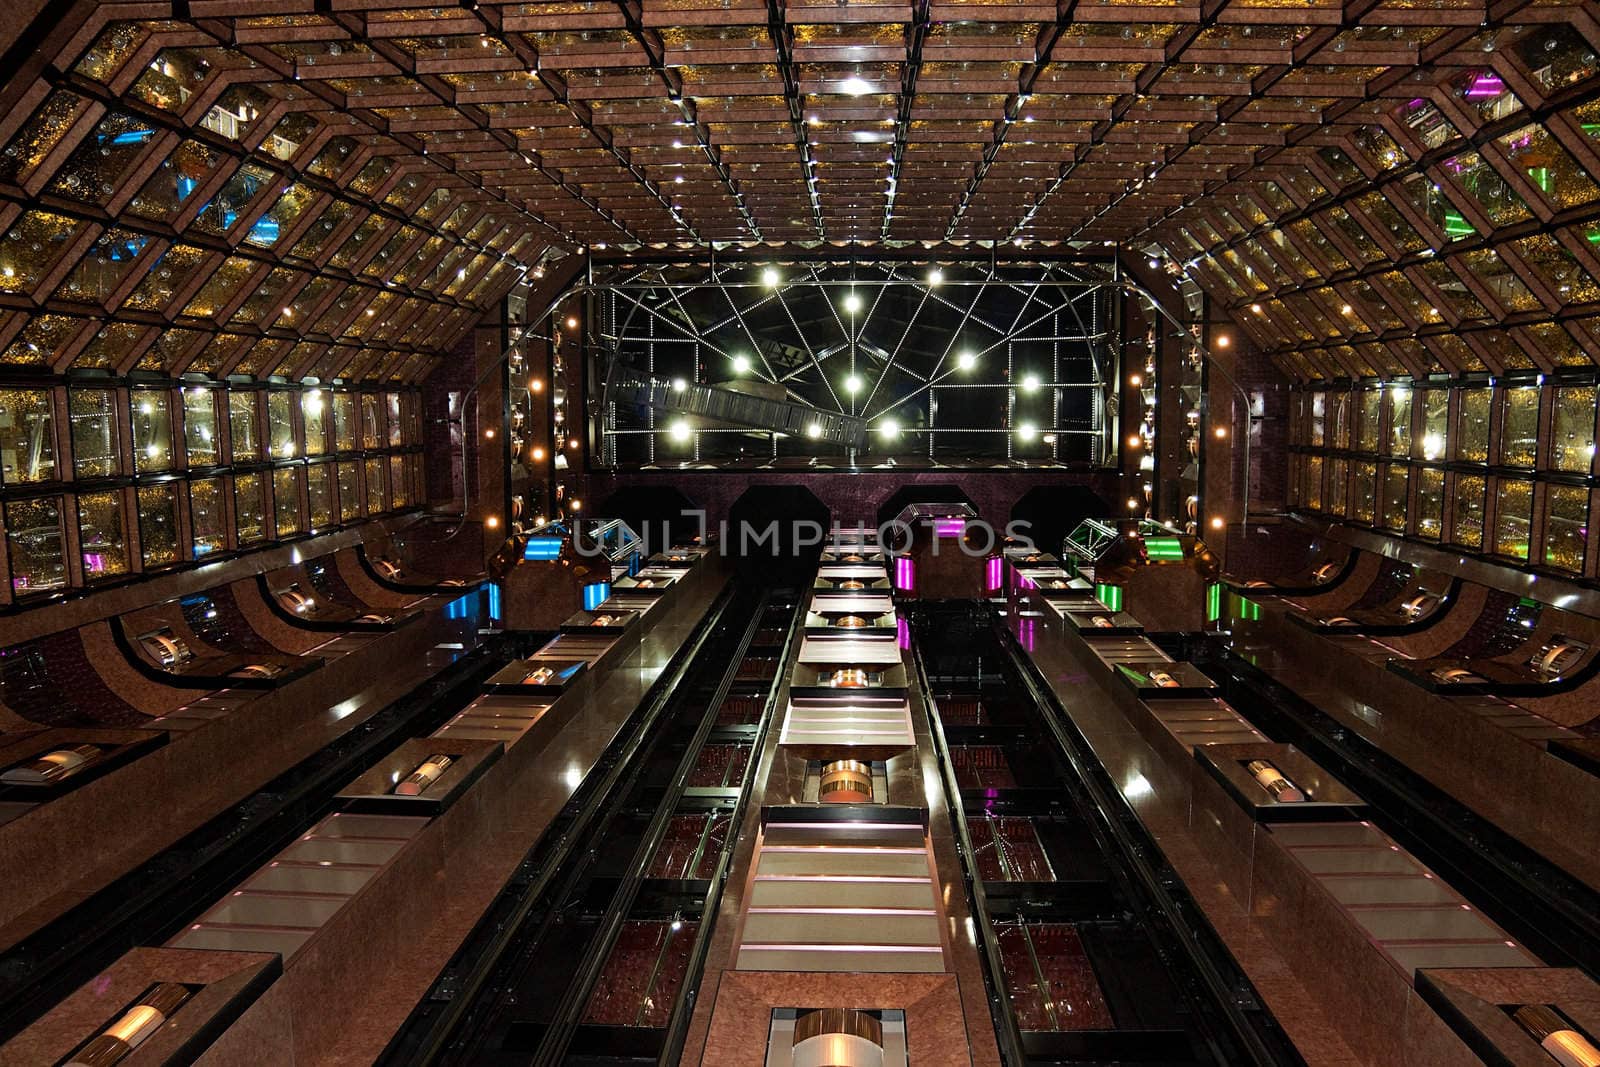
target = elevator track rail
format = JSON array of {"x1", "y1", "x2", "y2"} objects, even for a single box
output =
[
  {"x1": 908, "y1": 602, "x2": 1304, "y2": 1067},
  {"x1": 0, "y1": 632, "x2": 519, "y2": 1042},
  {"x1": 382, "y1": 582, "x2": 803, "y2": 1066}
]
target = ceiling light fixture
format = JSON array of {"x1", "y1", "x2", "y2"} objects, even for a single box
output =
[
  {"x1": 878, "y1": 418, "x2": 900, "y2": 438},
  {"x1": 669, "y1": 419, "x2": 691, "y2": 441},
  {"x1": 761, "y1": 266, "x2": 780, "y2": 288},
  {"x1": 845, "y1": 375, "x2": 863, "y2": 394},
  {"x1": 1021, "y1": 373, "x2": 1041, "y2": 392},
  {"x1": 732, "y1": 354, "x2": 752, "y2": 374},
  {"x1": 839, "y1": 76, "x2": 873, "y2": 96},
  {"x1": 842, "y1": 292, "x2": 862, "y2": 314},
  {"x1": 957, "y1": 351, "x2": 977, "y2": 371}
]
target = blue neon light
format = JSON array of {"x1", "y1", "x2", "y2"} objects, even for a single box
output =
[
  {"x1": 583, "y1": 582, "x2": 611, "y2": 611},
  {"x1": 523, "y1": 537, "x2": 562, "y2": 561}
]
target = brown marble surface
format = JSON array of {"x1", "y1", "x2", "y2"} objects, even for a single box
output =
[{"x1": 0, "y1": 948, "x2": 282, "y2": 1067}]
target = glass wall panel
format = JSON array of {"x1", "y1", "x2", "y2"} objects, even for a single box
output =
[
  {"x1": 70, "y1": 388, "x2": 120, "y2": 477},
  {"x1": 182, "y1": 387, "x2": 219, "y2": 467},
  {"x1": 78, "y1": 489, "x2": 128, "y2": 579},
  {"x1": 386, "y1": 393, "x2": 402, "y2": 446},
  {"x1": 365, "y1": 457, "x2": 385, "y2": 514},
  {"x1": 1353, "y1": 462, "x2": 1378, "y2": 523},
  {"x1": 1381, "y1": 465, "x2": 1409, "y2": 532},
  {"x1": 1328, "y1": 459, "x2": 1349, "y2": 516},
  {"x1": 361, "y1": 393, "x2": 382, "y2": 449},
  {"x1": 1494, "y1": 479, "x2": 1533, "y2": 560},
  {"x1": 234, "y1": 472, "x2": 265, "y2": 545},
  {"x1": 1551, "y1": 386, "x2": 1595, "y2": 473},
  {"x1": 190, "y1": 478, "x2": 225, "y2": 556},
  {"x1": 1386, "y1": 387, "x2": 1411, "y2": 456},
  {"x1": 334, "y1": 392, "x2": 357, "y2": 451},
  {"x1": 137, "y1": 483, "x2": 179, "y2": 567},
  {"x1": 1357, "y1": 390, "x2": 1381, "y2": 453},
  {"x1": 1458, "y1": 388, "x2": 1491, "y2": 463},
  {"x1": 1453, "y1": 475, "x2": 1487, "y2": 548},
  {"x1": 6, "y1": 495, "x2": 66, "y2": 594},
  {"x1": 1417, "y1": 469, "x2": 1444, "y2": 540},
  {"x1": 1420, "y1": 390, "x2": 1448, "y2": 461},
  {"x1": 229, "y1": 391, "x2": 260, "y2": 462},
  {"x1": 1544, "y1": 486, "x2": 1588, "y2": 574},
  {"x1": 131, "y1": 387, "x2": 174, "y2": 473},
  {"x1": 1305, "y1": 456, "x2": 1323, "y2": 510},
  {"x1": 0, "y1": 388, "x2": 55, "y2": 483},
  {"x1": 389, "y1": 454, "x2": 406, "y2": 509},
  {"x1": 1499, "y1": 386, "x2": 1539, "y2": 467},
  {"x1": 303, "y1": 389, "x2": 329, "y2": 455},
  {"x1": 338, "y1": 461, "x2": 361, "y2": 521},
  {"x1": 308, "y1": 463, "x2": 333, "y2": 528},
  {"x1": 1328, "y1": 392, "x2": 1351, "y2": 449},
  {"x1": 273, "y1": 467, "x2": 302, "y2": 537},
  {"x1": 268, "y1": 392, "x2": 295, "y2": 458},
  {"x1": 1309, "y1": 393, "x2": 1325, "y2": 447}
]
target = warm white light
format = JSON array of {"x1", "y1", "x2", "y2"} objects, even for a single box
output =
[
  {"x1": 761, "y1": 266, "x2": 780, "y2": 288},
  {"x1": 1016, "y1": 422, "x2": 1038, "y2": 441},
  {"x1": 1211, "y1": 516, "x2": 1225, "y2": 530},
  {"x1": 732, "y1": 354, "x2": 752, "y2": 374},
  {"x1": 530, "y1": 379, "x2": 544, "y2": 392},
  {"x1": 671, "y1": 378, "x2": 688, "y2": 392},
  {"x1": 1251, "y1": 304, "x2": 1263, "y2": 314},
  {"x1": 1422, "y1": 432, "x2": 1444, "y2": 460},
  {"x1": 1127, "y1": 497, "x2": 1141, "y2": 511},
  {"x1": 1021, "y1": 373, "x2": 1041, "y2": 392},
  {"x1": 669, "y1": 419, "x2": 691, "y2": 441},
  {"x1": 806, "y1": 423, "x2": 823, "y2": 439},
  {"x1": 1128, "y1": 373, "x2": 1143, "y2": 387},
  {"x1": 839, "y1": 76, "x2": 873, "y2": 96},
  {"x1": 1214, "y1": 426, "x2": 1228, "y2": 438},
  {"x1": 485, "y1": 428, "x2": 495, "y2": 439},
  {"x1": 844, "y1": 374, "x2": 863, "y2": 394},
  {"x1": 486, "y1": 516, "x2": 499, "y2": 529},
  {"x1": 957, "y1": 351, "x2": 977, "y2": 371},
  {"x1": 1216, "y1": 334, "x2": 1231, "y2": 348},
  {"x1": 532, "y1": 447, "x2": 546, "y2": 461},
  {"x1": 926, "y1": 268, "x2": 943, "y2": 287},
  {"x1": 878, "y1": 418, "x2": 900, "y2": 438},
  {"x1": 842, "y1": 292, "x2": 862, "y2": 314},
  {"x1": 1127, "y1": 435, "x2": 1142, "y2": 448},
  {"x1": 565, "y1": 316, "x2": 578, "y2": 329}
]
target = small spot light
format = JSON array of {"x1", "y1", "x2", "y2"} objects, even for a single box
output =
[
  {"x1": 806, "y1": 423, "x2": 823, "y2": 439},
  {"x1": 957, "y1": 351, "x2": 977, "y2": 371},
  {"x1": 1126, "y1": 497, "x2": 1141, "y2": 511},
  {"x1": 1020, "y1": 373, "x2": 1041, "y2": 393},
  {"x1": 878, "y1": 418, "x2": 900, "y2": 438},
  {"x1": 761, "y1": 266, "x2": 780, "y2": 288},
  {"x1": 530, "y1": 379, "x2": 544, "y2": 392},
  {"x1": 565, "y1": 316, "x2": 578, "y2": 329},
  {"x1": 1214, "y1": 426, "x2": 1228, "y2": 439},
  {"x1": 732, "y1": 354, "x2": 752, "y2": 375},
  {"x1": 669, "y1": 419, "x2": 691, "y2": 441},
  {"x1": 1251, "y1": 303, "x2": 1263, "y2": 314},
  {"x1": 532, "y1": 447, "x2": 546, "y2": 461},
  {"x1": 672, "y1": 378, "x2": 688, "y2": 392},
  {"x1": 486, "y1": 516, "x2": 500, "y2": 528},
  {"x1": 1016, "y1": 422, "x2": 1038, "y2": 441},
  {"x1": 1147, "y1": 257, "x2": 1161, "y2": 269},
  {"x1": 845, "y1": 374, "x2": 863, "y2": 394},
  {"x1": 484, "y1": 428, "x2": 495, "y2": 439},
  {"x1": 1210, "y1": 516, "x2": 1226, "y2": 530},
  {"x1": 842, "y1": 292, "x2": 862, "y2": 314},
  {"x1": 1215, "y1": 334, "x2": 1231, "y2": 348},
  {"x1": 570, "y1": 499, "x2": 582, "y2": 511},
  {"x1": 927, "y1": 267, "x2": 943, "y2": 287},
  {"x1": 568, "y1": 438, "x2": 579, "y2": 449},
  {"x1": 1128, "y1": 373, "x2": 1142, "y2": 387},
  {"x1": 1127, "y1": 435, "x2": 1142, "y2": 448}
]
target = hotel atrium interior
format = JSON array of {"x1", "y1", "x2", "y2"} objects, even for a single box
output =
[{"x1": 3, "y1": 0, "x2": 1600, "y2": 1064}]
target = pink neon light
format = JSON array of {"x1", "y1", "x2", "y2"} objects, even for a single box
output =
[
  {"x1": 934, "y1": 519, "x2": 965, "y2": 537},
  {"x1": 894, "y1": 556, "x2": 915, "y2": 592},
  {"x1": 1463, "y1": 71, "x2": 1505, "y2": 99},
  {"x1": 986, "y1": 556, "x2": 1003, "y2": 592}
]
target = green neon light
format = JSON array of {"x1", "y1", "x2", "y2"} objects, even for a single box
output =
[
  {"x1": 1143, "y1": 537, "x2": 1186, "y2": 560},
  {"x1": 1443, "y1": 209, "x2": 1475, "y2": 238},
  {"x1": 1207, "y1": 582, "x2": 1223, "y2": 622},
  {"x1": 1095, "y1": 583, "x2": 1124, "y2": 612}
]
